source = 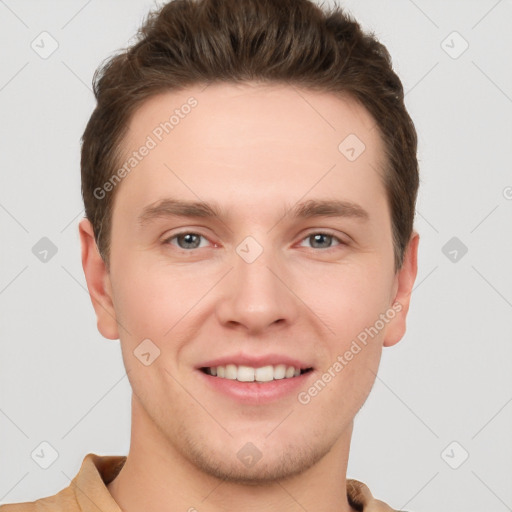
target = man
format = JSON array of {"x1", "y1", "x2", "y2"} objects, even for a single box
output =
[{"x1": 0, "y1": 0, "x2": 419, "y2": 510}]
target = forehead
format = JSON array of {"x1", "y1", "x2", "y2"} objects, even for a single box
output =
[
  {"x1": 123, "y1": 81, "x2": 380, "y2": 152},
  {"x1": 113, "y1": 82, "x2": 387, "y2": 223}
]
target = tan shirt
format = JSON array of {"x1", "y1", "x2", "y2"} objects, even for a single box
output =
[{"x1": 0, "y1": 453, "x2": 400, "y2": 511}]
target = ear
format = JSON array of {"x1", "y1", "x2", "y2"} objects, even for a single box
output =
[
  {"x1": 78, "y1": 218, "x2": 119, "y2": 340},
  {"x1": 383, "y1": 231, "x2": 420, "y2": 347}
]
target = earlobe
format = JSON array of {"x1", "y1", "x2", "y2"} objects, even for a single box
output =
[
  {"x1": 78, "y1": 218, "x2": 119, "y2": 340},
  {"x1": 383, "y1": 231, "x2": 420, "y2": 347}
]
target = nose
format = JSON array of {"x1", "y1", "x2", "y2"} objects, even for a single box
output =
[{"x1": 215, "y1": 237, "x2": 300, "y2": 334}]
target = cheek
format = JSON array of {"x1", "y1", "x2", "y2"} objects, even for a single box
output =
[
  {"x1": 112, "y1": 257, "x2": 208, "y2": 339},
  {"x1": 295, "y1": 259, "x2": 393, "y2": 343},
  {"x1": 112, "y1": 245, "x2": 393, "y2": 353}
]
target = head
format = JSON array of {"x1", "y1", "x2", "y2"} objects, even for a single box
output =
[{"x1": 79, "y1": 0, "x2": 419, "y2": 483}]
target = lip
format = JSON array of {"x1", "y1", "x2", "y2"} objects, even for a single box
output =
[
  {"x1": 196, "y1": 352, "x2": 313, "y2": 371},
  {"x1": 196, "y1": 366, "x2": 315, "y2": 405}
]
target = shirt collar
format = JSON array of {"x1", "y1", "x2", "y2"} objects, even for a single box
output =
[{"x1": 72, "y1": 453, "x2": 124, "y2": 512}]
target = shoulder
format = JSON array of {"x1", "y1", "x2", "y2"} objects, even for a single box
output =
[
  {"x1": 0, "y1": 485, "x2": 76, "y2": 512},
  {"x1": 347, "y1": 478, "x2": 402, "y2": 512},
  {"x1": 0, "y1": 452, "x2": 125, "y2": 512}
]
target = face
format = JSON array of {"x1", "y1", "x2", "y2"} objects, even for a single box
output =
[{"x1": 80, "y1": 82, "x2": 418, "y2": 483}]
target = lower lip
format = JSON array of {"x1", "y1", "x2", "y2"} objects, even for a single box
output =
[{"x1": 196, "y1": 369, "x2": 314, "y2": 404}]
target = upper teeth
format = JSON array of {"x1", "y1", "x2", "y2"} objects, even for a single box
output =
[{"x1": 206, "y1": 364, "x2": 302, "y2": 382}]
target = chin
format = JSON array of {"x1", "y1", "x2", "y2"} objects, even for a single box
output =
[{"x1": 173, "y1": 425, "x2": 334, "y2": 485}]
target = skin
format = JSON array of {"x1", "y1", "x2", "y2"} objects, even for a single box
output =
[{"x1": 79, "y1": 82, "x2": 419, "y2": 512}]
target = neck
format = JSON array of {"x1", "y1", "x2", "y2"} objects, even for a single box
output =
[{"x1": 108, "y1": 394, "x2": 357, "y2": 512}]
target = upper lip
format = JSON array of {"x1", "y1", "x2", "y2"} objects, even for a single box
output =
[{"x1": 197, "y1": 353, "x2": 313, "y2": 370}]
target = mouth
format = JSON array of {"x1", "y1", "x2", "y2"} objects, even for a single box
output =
[
  {"x1": 200, "y1": 364, "x2": 314, "y2": 382},
  {"x1": 195, "y1": 354, "x2": 316, "y2": 403}
]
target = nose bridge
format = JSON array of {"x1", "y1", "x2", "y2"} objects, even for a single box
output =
[
  {"x1": 216, "y1": 231, "x2": 297, "y2": 331},
  {"x1": 234, "y1": 231, "x2": 284, "y2": 300}
]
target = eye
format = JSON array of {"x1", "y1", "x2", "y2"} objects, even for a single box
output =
[
  {"x1": 162, "y1": 230, "x2": 346, "y2": 252},
  {"x1": 298, "y1": 232, "x2": 345, "y2": 250},
  {"x1": 163, "y1": 232, "x2": 211, "y2": 250}
]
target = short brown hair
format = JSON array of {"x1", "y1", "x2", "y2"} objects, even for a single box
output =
[{"x1": 81, "y1": 0, "x2": 419, "y2": 272}]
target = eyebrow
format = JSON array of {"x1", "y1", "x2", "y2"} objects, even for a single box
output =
[{"x1": 138, "y1": 197, "x2": 369, "y2": 227}]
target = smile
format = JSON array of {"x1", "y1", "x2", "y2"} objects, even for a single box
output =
[{"x1": 201, "y1": 364, "x2": 313, "y2": 382}]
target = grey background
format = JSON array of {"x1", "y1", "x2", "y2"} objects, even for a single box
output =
[{"x1": 1, "y1": 0, "x2": 511, "y2": 510}]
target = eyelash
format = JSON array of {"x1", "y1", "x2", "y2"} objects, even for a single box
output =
[{"x1": 162, "y1": 230, "x2": 347, "y2": 252}]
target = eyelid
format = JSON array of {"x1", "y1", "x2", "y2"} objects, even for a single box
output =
[
  {"x1": 301, "y1": 228, "x2": 347, "y2": 241},
  {"x1": 298, "y1": 229, "x2": 348, "y2": 248},
  {"x1": 161, "y1": 230, "x2": 215, "y2": 248}
]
